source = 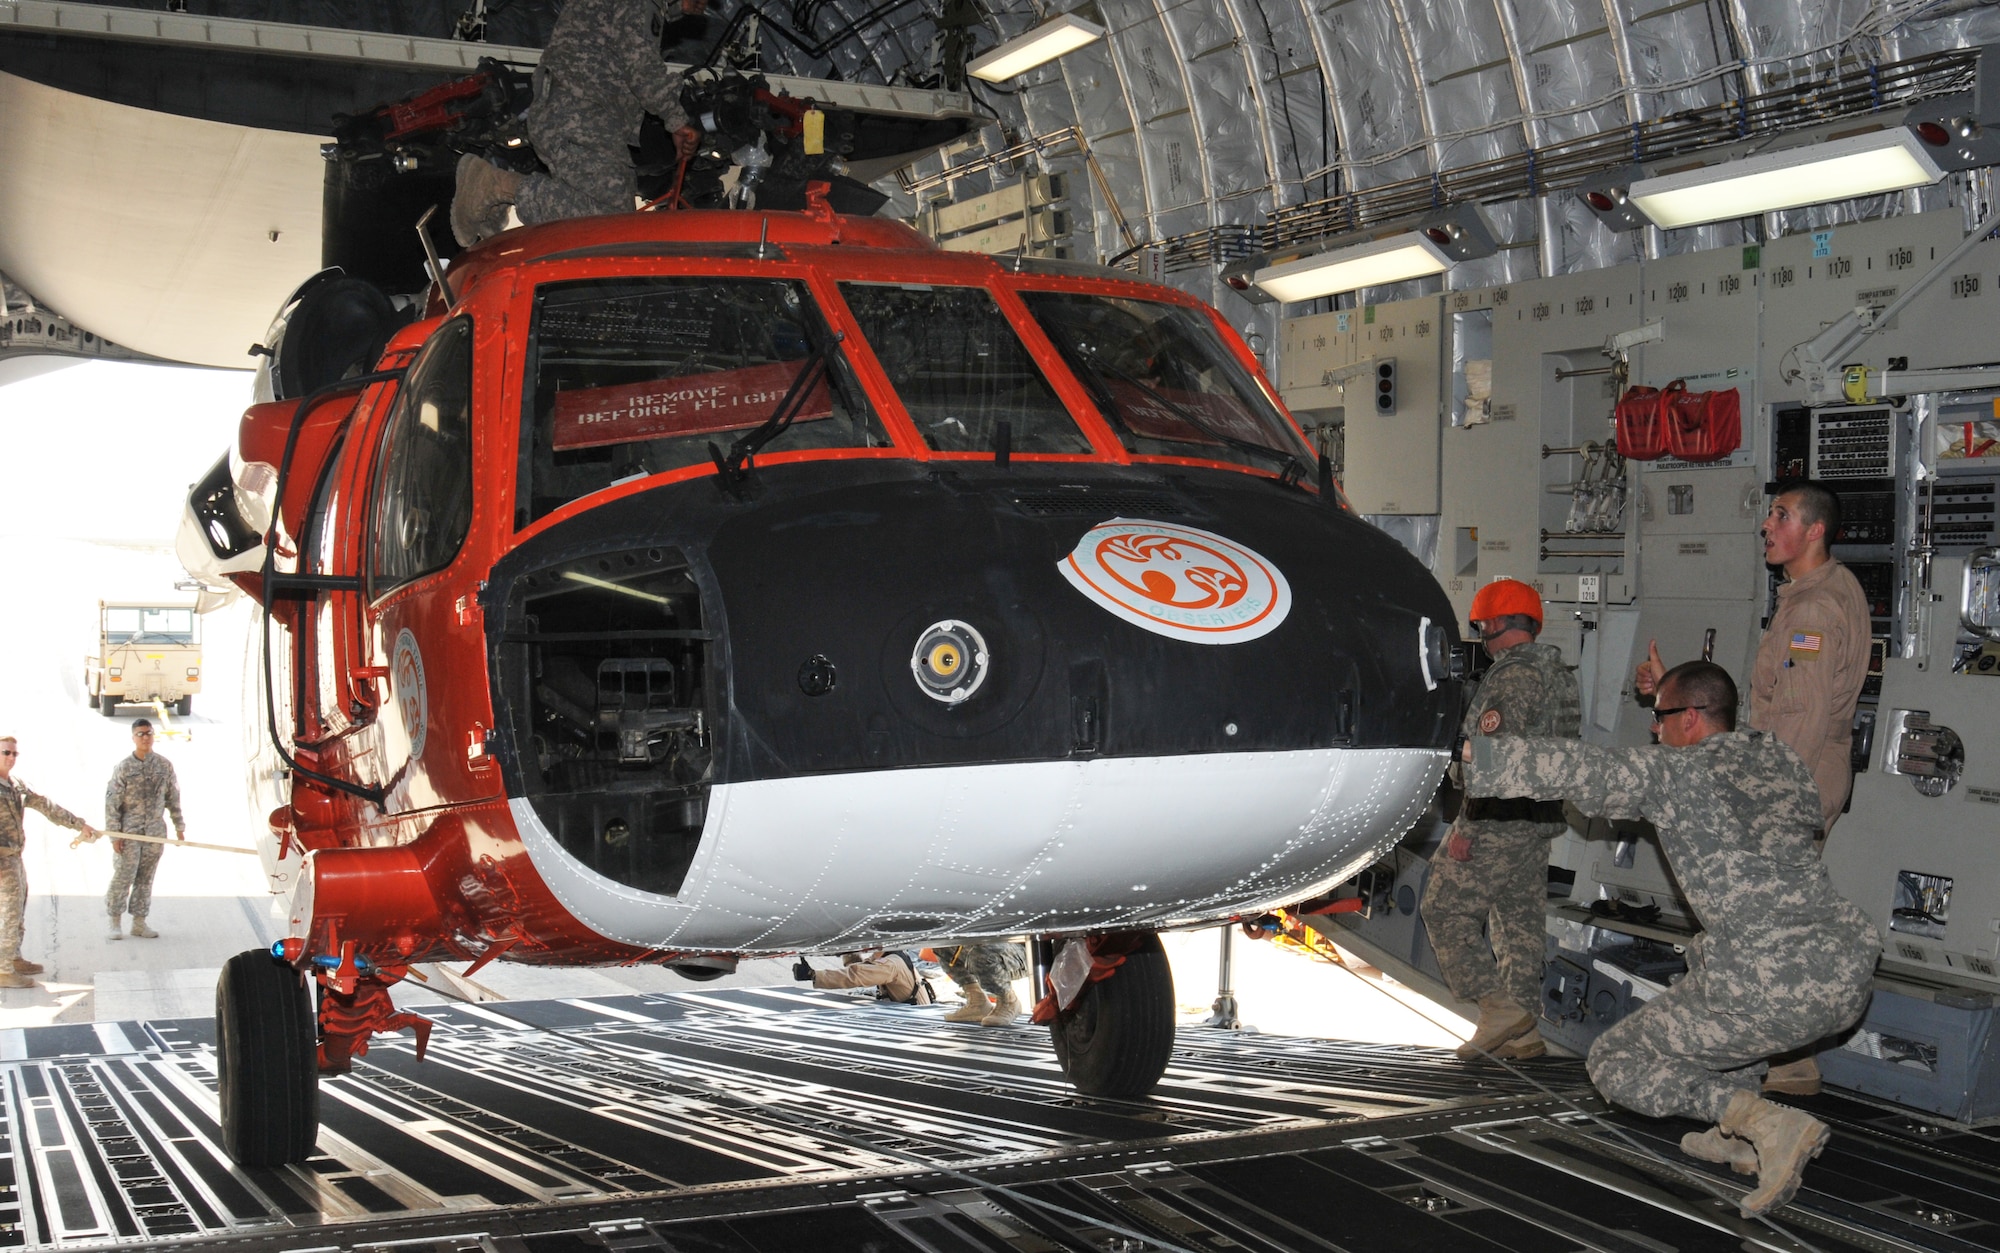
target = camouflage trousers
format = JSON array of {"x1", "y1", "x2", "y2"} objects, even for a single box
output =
[
  {"x1": 0, "y1": 856, "x2": 24, "y2": 964},
  {"x1": 516, "y1": 127, "x2": 639, "y2": 225},
  {"x1": 941, "y1": 942, "x2": 1028, "y2": 997},
  {"x1": 1420, "y1": 821, "x2": 1558, "y2": 1012},
  {"x1": 1588, "y1": 943, "x2": 1874, "y2": 1122},
  {"x1": 105, "y1": 837, "x2": 163, "y2": 920}
]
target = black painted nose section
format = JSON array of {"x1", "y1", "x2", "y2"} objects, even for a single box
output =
[{"x1": 703, "y1": 467, "x2": 1460, "y2": 783}]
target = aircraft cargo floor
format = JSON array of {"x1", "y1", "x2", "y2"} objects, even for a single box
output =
[{"x1": 1, "y1": 985, "x2": 1996, "y2": 1252}]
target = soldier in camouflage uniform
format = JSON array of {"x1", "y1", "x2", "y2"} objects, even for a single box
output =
[
  {"x1": 451, "y1": 0, "x2": 709, "y2": 246},
  {"x1": 0, "y1": 735, "x2": 97, "y2": 988},
  {"x1": 103, "y1": 720, "x2": 184, "y2": 941},
  {"x1": 1462, "y1": 660, "x2": 1878, "y2": 1218},
  {"x1": 940, "y1": 941, "x2": 1029, "y2": 1026},
  {"x1": 1422, "y1": 578, "x2": 1580, "y2": 1062}
]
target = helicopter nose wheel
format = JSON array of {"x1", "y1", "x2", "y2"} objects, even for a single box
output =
[
  {"x1": 1048, "y1": 932, "x2": 1176, "y2": 1098},
  {"x1": 216, "y1": 949, "x2": 320, "y2": 1166}
]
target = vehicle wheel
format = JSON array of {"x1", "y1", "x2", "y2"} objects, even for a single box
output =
[
  {"x1": 1050, "y1": 933, "x2": 1176, "y2": 1098},
  {"x1": 216, "y1": 950, "x2": 319, "y2": 1166},
  {"x1": 99, "y1": 693, "x2": 118, "y2": 717},
  {"x1": 176, "y1": 695, "x2": 193, "y2": 717}
]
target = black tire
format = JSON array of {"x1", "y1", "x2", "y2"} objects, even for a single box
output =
[
  {"x1": 99, "y1": 693, "x2": 118, "y2": 717},
  {"x1": 1050, "y1": 933, "x2": 1176, "y2": 1098},
  {"x1": 216, "y1": 950, "x2": 319, "y2": 1166},
  {"x1": 175, "y1": 695, "x2": 193, "y2": 717}
]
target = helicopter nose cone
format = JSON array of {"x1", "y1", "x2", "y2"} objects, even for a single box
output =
[{"x1": 705, "y1": 470, "x2": 1457, "y2": 779}]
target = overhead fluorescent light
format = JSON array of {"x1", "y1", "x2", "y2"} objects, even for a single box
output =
[
  {"x1": 967, "y1": 14, "x2": 1105, "y2": 82},
  {"x1": 1251, "y1": 232, "x2": 1453, "y2": 303},
  {"x1": 1627, "y1": 130, "x2": 1945, "y2": 229}
]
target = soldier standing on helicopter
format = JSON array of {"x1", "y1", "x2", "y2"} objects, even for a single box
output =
[{"x1": 452, "y1": 0, "x2": 709, "y2": 246}]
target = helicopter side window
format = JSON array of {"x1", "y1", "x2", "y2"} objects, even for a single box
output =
[
  {"x1": 520, "y1": 277, "x2": 889, "y2": 525},
  {"x1": 1017, "y1": 291, "x2": 1312, "y2": 475},
  {"x1": 370, "y1": 318, "x2": 475, "y2": 598},
  {"x1": 836, "y1": 283, "x2": 1090, "y2": 455}
]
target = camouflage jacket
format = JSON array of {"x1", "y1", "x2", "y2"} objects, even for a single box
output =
[
  {"x1": 105, "y1": 752, "x2": 182, "y2": 838},
  {"x1": 1466, "y1": 730, "x2": 1878, "y2": 983},
  {"x1": 1453, "y1": 641, "x2": 1581, "y2": 832},
  {"x1": 531, "y1": 0, "x2": 690, "y2": 146},
  {"x1": 0, "y1": 776, "x2": 89, "y2": 853}
]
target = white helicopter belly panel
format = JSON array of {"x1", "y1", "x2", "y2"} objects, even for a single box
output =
[{"x1": 513, "y1": 747, "x2": 1445, "y2": 953}]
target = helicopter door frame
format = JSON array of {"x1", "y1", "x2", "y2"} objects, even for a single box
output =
[
  {"x1": 357, "y1": 315, "x2": 484, "y2": 804},
  {"x1": 297, "y1": 376, "x2": 402, "y2": 742}
]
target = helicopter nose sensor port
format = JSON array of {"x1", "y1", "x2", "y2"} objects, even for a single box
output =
[{"x1": 910, "y1": 619, "x2": 990, "y2": 704}]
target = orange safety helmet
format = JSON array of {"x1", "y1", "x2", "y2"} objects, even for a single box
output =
[{"x1": 1468, "y1": 578, "x2": 1543, "y2": 628}]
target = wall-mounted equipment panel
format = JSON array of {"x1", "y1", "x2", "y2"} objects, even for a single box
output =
[{"x1": 1759, "y1": 214, "x2": 1963, "y2": 409}]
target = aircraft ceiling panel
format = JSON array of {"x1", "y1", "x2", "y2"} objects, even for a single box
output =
[
  {"x1": 8, "y1": 0, "x2": 2000, "y2": 369},
  {"x1": 0, "y1": 71, "x2": 321, "y2": 369}
]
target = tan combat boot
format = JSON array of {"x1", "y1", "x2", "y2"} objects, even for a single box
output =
[
  {"x1": 981, "y1": 988, "x2": 1022, "y2": 1026},
  {"x1": 0, "y1": 970, "x2": 34, "y2": 989},
  {"x1": 1455, "y1": 995, "x2": 1536, "y2": 1060},
  {"x1": 107, "y1": 914, "x2": 124, "y2": 941},
  {"x1": 1680, "y1": 1125, "x2": 1758, "y2": 1175},
  {"x1": 13, "y1": 958, "x2": 43, "y2": 974},
  {"x1": 130, "y1": 917, "x2": 159, "y2": 939},
  {"x1": 1719, "y1": 1089, "x2": 1832, "y2": 1216},
  {"x1": 1763, "y1": 1057, "x2": 1822, "y2": 1095},
  {"x1": 944, "y1": 990, "x2": 992, "y2": 1023},
  {"x1": 1491, "y1": 1029, "x2": 1547, "y2": 1060}
]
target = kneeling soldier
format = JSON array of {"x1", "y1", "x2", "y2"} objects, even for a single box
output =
[{"x1": 1461, "y1": 660, "x2": 1877, "y2": 1217}]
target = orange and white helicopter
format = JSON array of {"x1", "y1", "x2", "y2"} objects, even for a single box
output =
[{"x1": 179, "y1": 193, "x2": 1463, "y2": 1166}]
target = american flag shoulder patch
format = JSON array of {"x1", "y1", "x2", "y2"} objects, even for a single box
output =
[{"x1": 1790, "y1": 631, "x2": 1823, "y2": 653}]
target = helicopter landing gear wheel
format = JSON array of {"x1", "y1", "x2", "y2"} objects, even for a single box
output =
[
  {"x1": 1049, "y1": 932, "x2": 1175, "y2": 1098},
  {"x1": 216, "y1": 949, "x2": 319, "y2": 1166}
]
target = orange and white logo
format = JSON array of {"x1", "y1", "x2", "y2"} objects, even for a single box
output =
[
  {"x1": 1058, "y1": 519, "x2": 1291, "y2": 644},
  {"x1": 392, "y1": 628, "x2": 429, "y2": 759}
]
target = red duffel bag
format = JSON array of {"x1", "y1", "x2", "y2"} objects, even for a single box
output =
[
  {"x1": 1614, "y1": 380, "x2": 1678, "y2": 460},
  {"x1": 1666, "y1": 385, "x2": 1741, "y2": 462}
]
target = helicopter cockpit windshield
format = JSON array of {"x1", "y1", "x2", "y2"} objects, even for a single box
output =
[
  {"x1": 1018, "y1": 291, "x2": 1312, "y2": 475},
  {"x1": 835, "y1": 283, "x2": 1092, "y2": 455},
  {"x1": 520, "y1": 277, "x2": 889, "y2": 525}
]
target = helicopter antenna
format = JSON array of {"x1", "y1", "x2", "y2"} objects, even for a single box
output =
[{"x1": 415, "y1": 205, "x2": 458, "y2": 309}]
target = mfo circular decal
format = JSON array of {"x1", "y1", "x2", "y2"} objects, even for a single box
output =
[
  {"x1": 1057, "y1": 518, "x2": 1291, "y2": 644},
  {"x1": 391, "y1": 628, "x2": 429, "y2": 759}
]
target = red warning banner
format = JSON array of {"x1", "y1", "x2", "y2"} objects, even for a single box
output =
[
  {"x1": 1107, "y1": 381, "x2": 1268, "y2": 447},
  {"x1": 552, "y1": 361, "x2": 833, "y2": 450}
]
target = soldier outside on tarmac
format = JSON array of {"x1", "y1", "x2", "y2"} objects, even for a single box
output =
[
  {"x1": 939, "y1": 941, "x2": 1029, "y2": 1026},
  {"x1": 0, "y1": 735, "x2": 97, "y2": 988},
  {"x1": 1462, "y1": 660, "x2": 1878, "y2": 1219},
  {"x1": 102, "y1": 719, "x2": 184, "y2": 941},
  {"x1": 1421, "y1": 578, "x2": 1580, "y2": 1063},
  {"x1": 452, "y1": 0, "x2": 710, "y2": 247},
  {"x1": 1633, "y1": 479, "x2": 1869, "y2": 1096}
]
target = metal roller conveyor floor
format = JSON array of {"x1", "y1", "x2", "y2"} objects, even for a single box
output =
[{"x1": 0, "y1": 986, "x2": 1996, "y2": 1252}]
